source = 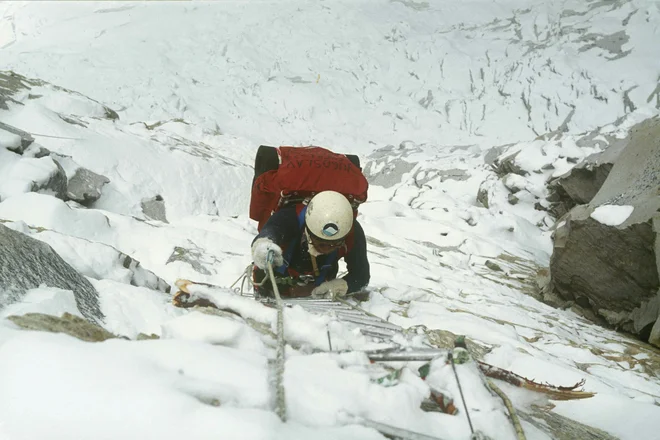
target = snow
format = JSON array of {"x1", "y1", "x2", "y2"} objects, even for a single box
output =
[
  {"x1": 0, "y1": 130, "x2": 21, "y2": 149},
  {"x1": 590, "y1": 204, "x2": 635, "y2": 226},
  {"x1": 0, "y1": 1, "x2": 659, "y2": 440}
]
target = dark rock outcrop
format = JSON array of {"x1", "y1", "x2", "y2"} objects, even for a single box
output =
[
  {"x1": 66, "y1": 167, "x2": 110, "y2": 205},
  {"x1": 37, "y1": 158, "x2": 68, "y2": 200},
  {"x1": 547, "y1": 134, "x2": 629, "y2": 218},
  {"x1": 10, "y1": 224, "x2": 171, "y2": 293},
  {"x1": 0, "y1": 121, "x2": 34, "y2": 153},
  {"x1": 548, "y1": 116, "x2": 660, "y2": 345},
  {"x1": 0, "y1": 224, "x2": 104, "y2": 324},
  {"x1": 490, "y1": 150, "x2": 528, "y2": 177}
]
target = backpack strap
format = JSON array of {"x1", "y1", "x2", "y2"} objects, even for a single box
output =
[{"x1": 276, "y1": 206, "x2": 308, "y2": 274}]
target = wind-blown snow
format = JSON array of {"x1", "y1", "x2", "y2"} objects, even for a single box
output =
[{"x1": 1, "y1": 1, "x2": 659, "y2": 440}]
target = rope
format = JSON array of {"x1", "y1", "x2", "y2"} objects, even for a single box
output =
[
  {"x1": 486, "y1": 379, "x2": 526, "y2": 440},
  {"x1": 448, "y1": 352, "x2": 475, "y2": 435},
  {"x1": 266, "y1": 250, "x2": 287, "y2": 422},
  {"x1": 29, "y1": 132, "x2": 84, "y2": 140}
]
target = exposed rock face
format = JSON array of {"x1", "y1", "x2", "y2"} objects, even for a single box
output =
[
  {"x1": 0, "y1": 120, "x2": 34, "y2": 153},
  {"x1": 548, "y1": 116, "x2": 660, "y2": 345},
  {"x1": 547, "y1": 134, "x2": 628, "y2": 218},
  {"x1": 518, "y1": 406, "x2": 618, "y2": 440},
  {"x1": 1, "y1": 125, "x2": 109, "y2": 203},
  {"x1": 364, "y1": 142, "x2": 419, "y2": 188},
  {"x1": 121, "y1": 254, "x2": 171, "y2": 293},
  {"x1": 3, "y1": 222, "x2": 171, "y2": 293},
  {"x1": 0, "y1": 224, "x2": 104, "y2": 324},
  {"x1": 7, "y1": 312, "x2": 115, "y2": 342},
  {"x1": 141, "y1": 195, "x2": 168, "y2": 223},
  {"x1": 490, "y1": 150, "x2": 528, "y2": 177},
  {"x1": 6, "y1": 312, "x2": 159, "y2": 342},
  {"x1": 66, "y1": 167, "x2": 110, "y2": 205},
  {"x1": 38, "y1": 158, "x2": 68, "y2": 200}
]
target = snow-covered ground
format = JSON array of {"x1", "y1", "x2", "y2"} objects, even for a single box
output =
[{"x1": 1, "y1": 1, "x2": 659, "y2": 439}]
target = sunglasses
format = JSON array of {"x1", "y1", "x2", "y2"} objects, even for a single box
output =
[{"x1": 307, "y1": 229, "x2": 345, "y2": 250}]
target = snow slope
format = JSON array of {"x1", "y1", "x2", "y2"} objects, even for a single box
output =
[{"x1": 1, "y1": 1, "x2": 659, "y2": 439}]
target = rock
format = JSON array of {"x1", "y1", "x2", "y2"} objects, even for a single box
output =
[
  {"x1": 141, "y1": 195, "x2": 168, "y2": 223},
  {"x1": 421, "y1": 327, "x2": 492, "y2": 360},
  {"x1": 37, "y1": 158, "x2": 68, "y2": 200},
  {"x1": 502, "y1": 173, "x2": 527, "y2": 193},
  {"x1": 435, "y1": 169, "x2": 469, "y2": 183},
  {"x1": 507, "y1": 193, "x2": 519, "y2": 205},
  {"x1": 485, "y1": 260, "x2": 503, "y2": 272},
  {"x1": 7, "y1": 223, "x2": 171, "y2": 293},
  {"x1": 490, "y1": 150, "x2": 529, "y2": 177},
  {"x1": 0, "y1": 121, "x2": 34, "y2": 154},
  {"x1": 23, "y1": 143, "x2": 51, "y2": 158},
  {"x1": 630, "y1": 289, "x2": 660, "y2": 335},
  {"x1": 166, "y1": 246, "x2": 212, "y2": 275},
  {"x1": 477, "y1": 181, "x2": 491, "y2": 208},
  {"x1": 649, "y1": 316, "x2": 660, "y2": 347},
  {"x1": 0, "y1": 148, "x2": 67, "y2": 201},
  {"x1": 518, "y1": 405, "x2": 618, "y2": 440},
  {"x1": 0, "y1": 224, "x2": 104, "y2": 324},
  {"x1": 533, "y1": 201, "x2": 547, "y2": 211},
  {"x1": 1, "y1": 70, "x2": 119, "y2": 123},
  {"x1": 548, "y1": 116, "x2": 660, "y2": 344},
  {"x1": 7, "y1": 312, "x2": 116, "y2": 342},
  {"x1": 547, "y1": 131, "x2": 628, "y2": 218},
  {"x1": 66, "y1": 167, "x2": 110, "y2": 205},
  {"x1": 0, "y1": 71, "x2": 33, "y2": 110},
  {"x1": 121, "y1": 254, "x2": 170, "y2": 292},
  {"x1": 552, "y1": 163, "x2": 614, "y2": 204}
]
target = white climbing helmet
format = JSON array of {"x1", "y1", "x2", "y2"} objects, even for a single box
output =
[{"x1": 305, "y1": 191, "x2": 354, "y2": 241}]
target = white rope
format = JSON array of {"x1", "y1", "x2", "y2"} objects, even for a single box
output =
[{"x1": 266, "y1": 250, "x2": 287, "y2": 422}]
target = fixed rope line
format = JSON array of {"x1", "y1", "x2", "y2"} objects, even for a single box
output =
[
  {"x1": 266, "y1": 250, "x2": 287, "y2": 422},
  {"x1": 448, "y1": 352, "x2": 475, "y2": 435}
]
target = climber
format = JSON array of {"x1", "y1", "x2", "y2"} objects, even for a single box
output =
[{"x1": 251, "y1": 190, "x2": 370, "y2": 299}]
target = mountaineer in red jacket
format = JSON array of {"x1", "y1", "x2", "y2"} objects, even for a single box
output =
[{"x1": 251, "y1": 190, "x2": 370, "y2": 299}]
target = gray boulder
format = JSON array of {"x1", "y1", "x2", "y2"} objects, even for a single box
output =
[
  {"x1": 66, "y1": 167, "x2": 110, "y2": 205},
  {"x1": 0, "y1": 224, "x2": 104, "y2": 324},
  {"x1": 0, "y1": 121, "x2": 34, "y2": 154},
  {"x1": 36, "y1": 158, "x2": 68, "y2": 200},
  {"x1": 548, "y1": 116, "x2": 660, "y2": 344},
  {"x1": 51, "y1": 154, "x2": 110, "y2": 204},
  {"x1": 5, "y1": 223, "x2": 171, "y2": 293},
  {"x1": 141, "y1": 195, "x2": 168, "y2": 223},
  {"x1": 547, "y1": 134, "x2": 629, "y2": 218}
]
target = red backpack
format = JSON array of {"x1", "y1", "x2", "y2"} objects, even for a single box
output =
[{"x1": 249, "y1": 146, "x2": 369, "y2": 231}]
